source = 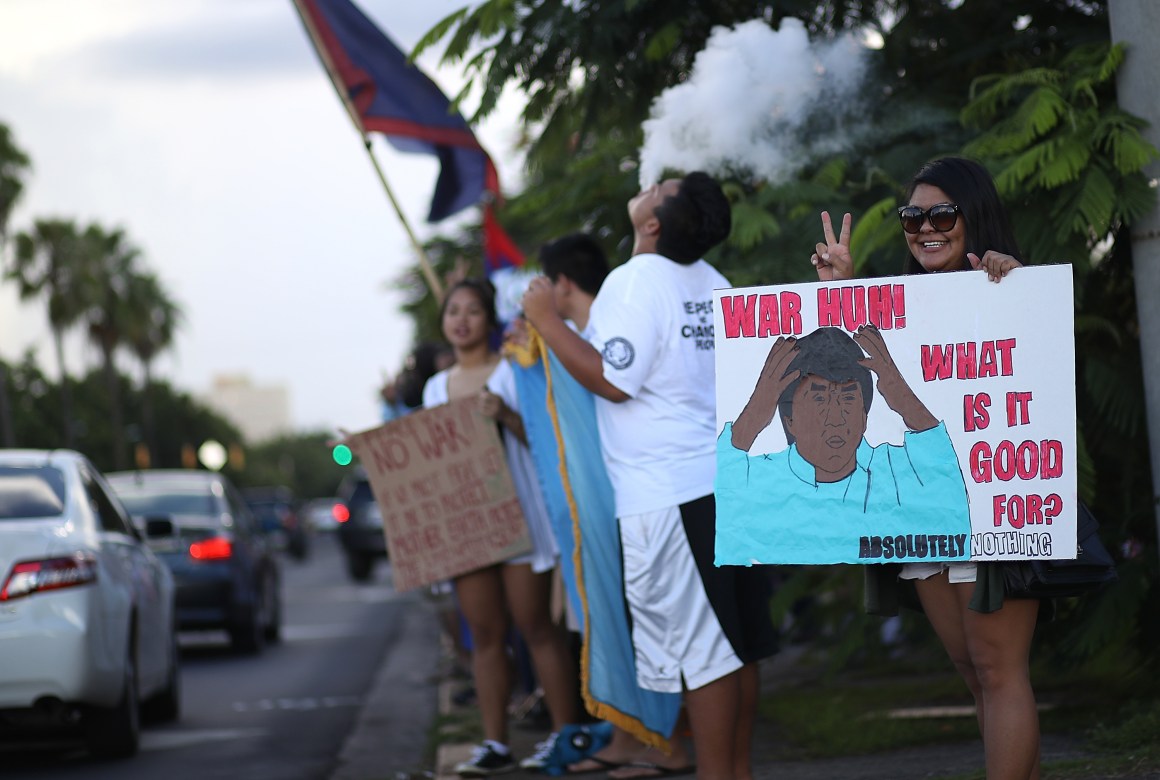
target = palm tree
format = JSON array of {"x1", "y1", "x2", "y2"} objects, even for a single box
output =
[
  {"x1": 0, "y1": 123, "x2": 32, "y2": 447},
  {"x1": 123, "y1": 271, "x2": 182, "y2": 468},
  {"x1": 0, "y1": 124, "x2": 30, "y2": 243},
  {"x1": 7, "y1": 219, "x2": 88, "y2": 447},
  {"x1": 77, "y1": 224, "x2": 143, "y2": 470}
]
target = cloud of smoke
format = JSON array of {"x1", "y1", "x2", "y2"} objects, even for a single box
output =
[{"x1": 638, "y1": 18, "x2": 868, "y2": 189}]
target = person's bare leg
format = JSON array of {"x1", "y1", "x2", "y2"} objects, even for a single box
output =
[
  {"x1": 959, "y1": 589, "x2": 1040, "y2": 780},
  {"x1": 914, "y1": 573, "x2": 984, "y2": 732},
  {"x1": 682, "y1": 670, "x2": 741, "y2": 780},
  {"x1": 504, "y1": 564, "x2": 580, "y2": 730},
  {"x1": 455, "y1": 566, "x2": 512, "y2": 745},
  {"x1": 731, "y1": 663, "x2": 759, "y2": 780}
]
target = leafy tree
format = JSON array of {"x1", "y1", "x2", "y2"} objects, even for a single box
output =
[
  {"x1": 8, "y1": 219, "x2": 88, "y2": 446},
  {"x1": 0, "y1": 351, "x2": 241, "y2": 473},
  {"x1": 232, "y1": 431, "x2": 352, "y2": 500},
  {"x1": 0, "y1": 122, "x2": 31, "y2": 446},
  {"x1": 122, "y1": 270, "x2": 182, "y2": 467},
  {"x1": 0, "y1": 122, "x2": 29, "y2": 241},
  {"x1": 407, "y1": 0, "x2": 1158, "y2": 667},
  {"x1": 77, "y1": 225, "x2": 145, "y2": 470}
]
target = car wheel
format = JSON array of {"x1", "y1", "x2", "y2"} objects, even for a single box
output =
[
  {"x1": 144, "y1": 625, "x2": 181, "y2": 723},
  {"x1": 347, "y1": 551, "x2": 374, "y2": 582},
  {"x1": 289, "y1": 534, "x2": 309, "y2": 560},
  {"x1": 229, "y1": 604, "x2": 265, "y2": 655},
  {"x1": 264, "y1": 571, "x2": 282, "y2": 643},
  {"x1": 85, "y1": 645, "x2": 141, "y2": 759}
]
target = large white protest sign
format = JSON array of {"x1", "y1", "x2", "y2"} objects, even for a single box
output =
[
  {"x1": 346, "y1": 398, "x2": 532, "y2": 591},
  {"x1": 713, "y1": 265, "x2": 1076, "y2": 565}
]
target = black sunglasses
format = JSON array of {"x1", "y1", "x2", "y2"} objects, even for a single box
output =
[{"x1": 897, "y1": 203, "x2": 961, "y2": 234}]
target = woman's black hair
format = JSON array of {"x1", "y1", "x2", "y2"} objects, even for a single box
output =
[
  {"x1": 397, "y1": 341, "x2": 454, "y2": 409},
  {"x1": 439, "y1": 277, "x2": 499, "y2": 333},
  {"x1": 901, "y1": 157, "x2": 1022, "y2": 275}
]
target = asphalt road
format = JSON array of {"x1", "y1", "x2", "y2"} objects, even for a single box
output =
[{"x1": 0, "y1": 534, "x2": 439, "y2": 780}]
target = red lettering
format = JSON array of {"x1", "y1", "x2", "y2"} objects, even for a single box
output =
[
  {"x1": 970, "y1": 439, "x2": 1065, "y2": 483},
  {"x1": 842, "y1": 285, "x2": 867, "y2": 331},
  {"x1": 995, "y1": 338, "x2": 1016, "y2": 375},
  {"x1": 867, "y1": 285, "x2": 895, "y2": 329},
  {"x1": 922, "y1": 344, "x2": 954, "y2": 382},
  {"x1": 721, "y1": 294, "x2": 757, "y2": 339},
  {"x1": 758, "y1": 294, "x2": 780, "y2": 337},
  {"x1": 817, "y1": 288, "x2": 841, "y2": 328},
  {"x1": 780, "y1": 292, "x2": 803, "y2": 335},
  {"x1": 1041, "y1": 440, "x2": 1064, "y2": 478},
  {"x1": 956, "y1": 342, "x2": 977, "y2": 379},
  {"x1": 963, "y1": 393, "x2": 991, "y2": 432},
  {"x1": 370, "y1": 437, "x2": 410, "y2": 472},
  {"x1": 921, "y1": 339, "x2": 1018, "y2": 382}
]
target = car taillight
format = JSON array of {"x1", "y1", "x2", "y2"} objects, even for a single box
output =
[
  {"x1": 0, "y1": 553, "x2": 99, "y2": 601},
  {"x1": 333, "y1": 503, "x2": 350, "y2": 523},
  {"x1": 189, "y1": 537, "x2": 232, "y2": 560}
]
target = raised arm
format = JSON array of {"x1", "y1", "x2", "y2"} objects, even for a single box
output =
[
  {"x1": 731, "y1": 336, "x2": 801, "y2": 452},
  {"x1": 811, "y1": 211, "x2": 854, "y2": 281},
  {"x1": 853, "y1": 325, "x2": 938, "y2": 433},
  {"x1": 521, "y1": 277, "x2": 630, "y2": 403}
]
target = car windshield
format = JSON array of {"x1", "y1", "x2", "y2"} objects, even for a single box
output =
[
  {"x1": 0, "y1": 465, "x2": 67, "y2": 519},
  {"x1": 113, "y1": 487, "x2": 217, "y2": 520}
]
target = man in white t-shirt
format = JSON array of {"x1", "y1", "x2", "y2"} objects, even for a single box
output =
[{"x1": 523, "y1": 172, "x2": 777, "y2": 780}]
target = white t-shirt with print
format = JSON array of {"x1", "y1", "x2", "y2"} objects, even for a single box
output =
[{"x1": 587, "y1": 252, "x2": 727, "y2": 517}]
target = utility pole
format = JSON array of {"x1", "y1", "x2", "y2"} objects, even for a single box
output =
[{"x1": 1107, "y1": 0, "x2": 1160, "y2": 551}]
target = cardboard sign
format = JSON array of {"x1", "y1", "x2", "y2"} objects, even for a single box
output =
[
  {"x1": 713, "y1": 265, "x2": 1077, "y2": 565},
  {"x1": 345, "y1": 398, "x2": 532, "y2": 591}
]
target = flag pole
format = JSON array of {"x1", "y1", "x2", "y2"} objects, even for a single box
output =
[
  {"x1": 292, "y1": 0, "x2": 444, "y2": 302},
  {"x1": 359, "y1": 139, "x2": 444, "y2": 300}
]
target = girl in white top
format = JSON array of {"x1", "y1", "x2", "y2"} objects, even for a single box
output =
[{"x1": 422, "y1": 279, "x2": 578, "y2": 775}]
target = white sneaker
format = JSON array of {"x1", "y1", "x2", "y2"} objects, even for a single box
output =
[
  {"x1": 455, "y1": 742, "x2": 517, "y2": 777},
  {"x1": 519, "y1": 732, "x2": 560, "y2": 771}
]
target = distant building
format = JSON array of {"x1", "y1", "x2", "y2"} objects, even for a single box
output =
[{"x1": 203, "y1": 374, "x2": 291, "y2": 444}]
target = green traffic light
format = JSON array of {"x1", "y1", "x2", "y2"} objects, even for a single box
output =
[{"x1": 332, "y1": 443, "x2": 353, "y2": 466}]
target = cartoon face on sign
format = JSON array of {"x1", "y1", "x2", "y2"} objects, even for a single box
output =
[
  {"x1": 715, "y1": 269, "x2": 1079, "y2": 566},
  {"x1": 776, "y1": 329, "x2": 874, "y2": 483},
  {"x1": 717, "y1": 325, "x2": 971, "y2": 565}
]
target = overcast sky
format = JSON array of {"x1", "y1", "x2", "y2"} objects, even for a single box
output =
[{"x1": 0, "y1": 0, "x2": 526, "y2": 437}]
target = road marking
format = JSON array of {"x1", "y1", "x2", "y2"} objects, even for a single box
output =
[
  {"x1": 141, "y1": 728, "x2": 267, "y2": 751},
  {"x1": 231, "y1": 695, "x2": 363, "y2": 712},
  {"x1": 281, "y1": 623, "x2": 371, "y2": 641}
]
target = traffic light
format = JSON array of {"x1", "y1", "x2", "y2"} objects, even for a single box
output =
[{"x1": 332, "y1": 443, "x2": 353, "y2": 466}]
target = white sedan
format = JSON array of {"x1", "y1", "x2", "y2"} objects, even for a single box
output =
[{"x1": 0, "y1": 450, "x2": 180, "y2": 758}]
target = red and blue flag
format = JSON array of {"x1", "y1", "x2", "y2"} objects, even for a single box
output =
[{"x1": 294, "y1": 0, "x2": 501, "y2": 224}]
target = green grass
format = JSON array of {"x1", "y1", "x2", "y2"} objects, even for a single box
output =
[
  {"x1": 760, "y1": 672, "x2": 982, "y2": 757},
  {"x1": 760, "y1": 660, "x2": 1160, "y2": 777}
]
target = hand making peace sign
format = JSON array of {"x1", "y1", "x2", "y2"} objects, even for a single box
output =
[{"x1": 811, "y1": 211, "x2": 853, "y2": 282}]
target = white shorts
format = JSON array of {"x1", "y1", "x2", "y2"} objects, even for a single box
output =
[
  {"x1": 619, "y1": 504, "x2": 743, "y2": 693},
  {"x1": 899, "y1": 561, "x2": 978, "y2": 584}
]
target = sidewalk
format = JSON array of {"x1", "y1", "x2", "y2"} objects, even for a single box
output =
[
  {"x1": 330, "y1": 603, "x2": 1157, "y2": 780},
  {"x1": 430, "y1": 644, "x2": 1095, "y2": 780}
]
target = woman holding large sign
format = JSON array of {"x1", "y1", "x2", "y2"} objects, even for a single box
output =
[
  {"x1": 422, "y1": 278, "x2": 579, "y2": 776},
  {"x1": 811, "y1": 157, "x2": 1041, "y2": 780}
]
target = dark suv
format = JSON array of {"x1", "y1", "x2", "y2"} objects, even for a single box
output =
[
  {"x1": 242, "y1": 486, "x2": 309, "y2": 560},
  {"x1": 336, "y1": 468, "x2": 387, "y2": 582}
]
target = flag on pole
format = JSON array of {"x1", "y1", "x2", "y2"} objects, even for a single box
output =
[{"x1": 294, "y1": 0, "x2": 497, "y2": 223}]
